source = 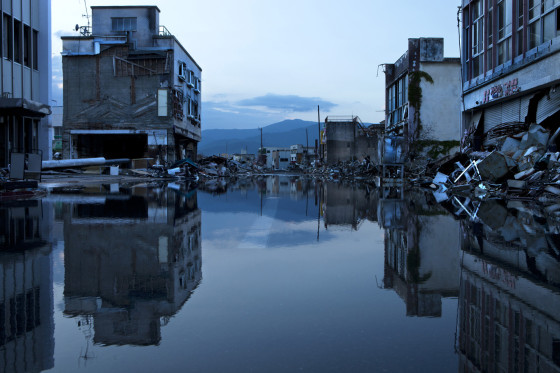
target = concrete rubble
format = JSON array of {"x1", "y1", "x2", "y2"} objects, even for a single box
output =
[{"x1": 419, "y1": 123, "x2": 560, "y2": 205}]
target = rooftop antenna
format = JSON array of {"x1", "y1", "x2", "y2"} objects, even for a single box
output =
[{"x1": 82, "y1": 0, "x2": 90, "y2": 34}]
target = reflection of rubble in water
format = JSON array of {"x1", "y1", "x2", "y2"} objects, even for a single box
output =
[
  {"x1": 458, "y1": 232, "x2": 560, "y2": 372},
  {"x1": 459, "y1": 200, "x2": 560, "y2": 287},
  {"x1": 60, "y1": 186, "x2": 201, "y2": 346},
  {"x1": 380, "y1": 189, "x2": 461, "y2": 318},
  {"x1": 0, "y1": 200, "x2": 54, "y2": 373}
]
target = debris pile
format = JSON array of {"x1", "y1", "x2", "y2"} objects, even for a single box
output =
[{"x1": 421, "y1": 124, "x2": 560, "y2": 202}]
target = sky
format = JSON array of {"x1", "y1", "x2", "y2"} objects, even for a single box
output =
[{"x1": 51, "y1": 0, "x2": 461, "y2": 129}]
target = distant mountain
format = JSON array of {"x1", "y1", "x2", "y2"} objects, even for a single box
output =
[{"x1": 199, "y1": 119, "x2": 321, "y2": 156}]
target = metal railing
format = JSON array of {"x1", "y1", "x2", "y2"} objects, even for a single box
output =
[{"x1": 159, "y1": 25, "x2": 172, "y2": 36}]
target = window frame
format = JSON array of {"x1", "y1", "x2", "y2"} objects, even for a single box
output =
[{"x1": 111, "y1": 17, "x2": 137, "y2": 32}]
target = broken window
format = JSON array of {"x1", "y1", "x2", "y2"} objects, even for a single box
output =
[
  {"x1": 171, "y1": 88, "x2": 184, "y2": 121},
  {"x1": 178, "y1": 62, "x2": 187, "y2": 81},
  {"x1": 187, "y1": 70, "x2": 195, "y2": 88},
  {"x1": 3, "y1": 13, "x2": 12, "y2": 60},
  {"x1": 112, "y1": 17, "x2": 137, "y2": 32},
  {"x1": 386, "y1": 74, "x2": 408, "y2": 126}
]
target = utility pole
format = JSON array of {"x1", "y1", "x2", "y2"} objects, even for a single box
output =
[{"x1": 317, "y1": 105, "x2": 321, "y2": 161}]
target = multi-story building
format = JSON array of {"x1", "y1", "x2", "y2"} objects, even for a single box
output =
[
  {"x1": 0, "y1": 0, "x2": 52, "y2": 168},
  {"x1": 61, "y1": 5, "x2": 201, "y2": 163},
  {"x1": 384, "y1": 38, "x2": 461, "y2": 156},
  {"x1": 461, "y1": 0, "x2": 560, "y2": 150}
]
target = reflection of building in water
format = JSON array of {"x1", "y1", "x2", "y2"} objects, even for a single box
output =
[
  {"x1": 265, "y1": 176, "x2": 317, "y2": 200},
  {"x1": 381, "y1": 190, "x2": 460, "y2": 317},
  {"x1": 323, "y1": 182, "x2": 378, "y2": 229},
  {"x1": 458, "y1": 251, "x2": 560, "y2": 373},
  {"x1": 0, "y1": 200, "x2": 48, "y2": 250},
  {"x1": 0, "y1": 202, "x2": 54, "y2": 372},
  {"x1": 62, "y1": 187, "x2": 201, "y2": 346}
]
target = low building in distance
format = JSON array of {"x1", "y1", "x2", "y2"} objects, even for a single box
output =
[
  {"x1": 61, "y1": 5, "x2": 201, "y2": 163},
  {"x1": 323, "y1": 116, "x2": 383, "y2": 165}
]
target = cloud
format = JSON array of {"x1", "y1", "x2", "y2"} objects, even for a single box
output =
[
  {"x1": 203, "y1": 101, "x2": 285, "y2": 129},
  {"x1": 237, "y1": 94, "x2": 336, "y2": 112},
  {"x1": 54, "y1": 29, "x2": 78, "y2": 39}
]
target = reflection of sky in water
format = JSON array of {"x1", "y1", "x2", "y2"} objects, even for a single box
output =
[
  {"x1": 2, "y1": 181, "x2": 460, "y2": 373},
  {"x1": 1, "y1": 177, "x2": 559, "y2": 372}
]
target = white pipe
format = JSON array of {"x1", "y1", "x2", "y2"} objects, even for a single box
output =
[{"x1": 42, "y1": 157, "x2": 106, "y2": 170}]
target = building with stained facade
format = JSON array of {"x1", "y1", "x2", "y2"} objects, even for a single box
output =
[
  {"x1": 461, "y1": 0, "x2": 560, "y2": 150},
  {"x1": 384, "y1": 38, "x2": 461, "y2": 157},
  {"x1": 61, "y1": 5, "x2": 201, "y2": 163},
  {"x1": 0, "y1": 0, "x2": 52, "y2": 168}
]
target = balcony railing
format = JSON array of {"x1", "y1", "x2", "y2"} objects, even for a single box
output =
[{"x1": 159, "y1": 25, "x2": 172, "y2": 37}]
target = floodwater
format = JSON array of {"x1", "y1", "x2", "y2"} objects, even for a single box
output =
[{"x1": 1, "y1": 176, "x2": 560, "y2": 372}]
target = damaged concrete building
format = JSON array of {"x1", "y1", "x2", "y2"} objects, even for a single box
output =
[
  {"x1": 323, "y1": 116, "x2": 383, "y2": 165},
  {"x1": 461, "y1": 0, "x2": 560, "y2": 151},
  {"x1": 61, "y1": 5, "x2": 201, "y2": 163},
  {"x1": 384, "y1": 38, "x2": 461, "y2": 157},
  {"x1": 0, "y1": 0, "x2": 52, "y2": 168}
]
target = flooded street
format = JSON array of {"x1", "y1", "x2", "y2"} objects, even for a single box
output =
[{"x1": 1, "y1": 176, "x2": 560, "y2": 372}]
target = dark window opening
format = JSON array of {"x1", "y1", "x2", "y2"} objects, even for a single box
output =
[
  {"x1": 23, "y1": 24, "x2": 30, "y2": 67},
  {"x1": 3, "y1": 13, "x2": 12, "y2": 60},
  {"x1": 13, "y1": 19, "x2": 21, "y2": 64},
  {"x1": 553, "y1": 339, "x2": 560, "y2": 367},
  {"x1": 32, "y1": 29, "x2": 38, "y2": 70},
  {"x1": 76, "y1": 134, "x2": 148, "y2": 159}
]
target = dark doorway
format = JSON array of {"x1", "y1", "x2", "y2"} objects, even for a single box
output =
[{"x1": 76, "y1": 134, "x2": 147, "y2": 159}]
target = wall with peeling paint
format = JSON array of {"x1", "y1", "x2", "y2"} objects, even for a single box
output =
[{"x1": 419, "y1": 60, "x2": 462, "y2": 142}]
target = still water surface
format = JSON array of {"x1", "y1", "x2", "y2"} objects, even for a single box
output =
[{"x1": 1, "y1": 176, "x2": 560, "y2": 372}]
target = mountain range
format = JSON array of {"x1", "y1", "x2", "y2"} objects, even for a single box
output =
[{"x1": 199, "y1": 119, "x2": 321, "y2": 156}]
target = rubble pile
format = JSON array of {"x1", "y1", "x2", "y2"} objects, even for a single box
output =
[
  {"x1": 422, "y1": 124, "x2": 560, "y2": 203},
  {"x1": 319, "y1": 159, "x2": 379, "y2": 180}
]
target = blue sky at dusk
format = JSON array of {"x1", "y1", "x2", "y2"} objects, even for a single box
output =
[{"x1": 52, "y1": 0, "x2": 460, "y2": 129}]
